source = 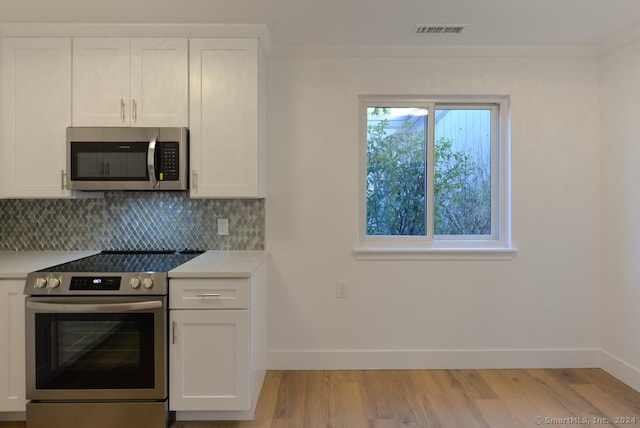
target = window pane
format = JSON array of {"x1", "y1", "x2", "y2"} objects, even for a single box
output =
[
  {"x1": 366, "y1": 107, "x2": 427, "y2": 236},
  {"x1": 434, "y1": 108, "x2": 492, "y2": 236}
]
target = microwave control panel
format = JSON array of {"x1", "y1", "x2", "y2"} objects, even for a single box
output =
[{"x1": 157, "y1": 142, "x2": 179, "y2": 181}]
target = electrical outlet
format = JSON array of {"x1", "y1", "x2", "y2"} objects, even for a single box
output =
[
  {"x1": 217, "y1": 218, "x2": 229, "y2": 236},
  {"x1": 336, "y1": 280, "x2": 348, "y2": 298}
]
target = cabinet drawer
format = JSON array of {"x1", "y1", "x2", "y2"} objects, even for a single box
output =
[{"x1": 169, "y1": 279, "x2": 249, "y2": 309}]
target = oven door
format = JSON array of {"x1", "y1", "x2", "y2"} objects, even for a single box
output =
[{"x1": 25, "y1": 296, "x2": 166, "y2": 401}]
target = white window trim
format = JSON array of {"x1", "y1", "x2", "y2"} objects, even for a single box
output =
[{"x1": 354, "y1": 95, "x2": 516, "y2": 261}]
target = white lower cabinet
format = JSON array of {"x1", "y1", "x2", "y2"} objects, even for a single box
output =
[
  {"x1": 0, "y1": 280, "x2": 26, "y2": 414},
  {"x1": 169, "y1": 265, "x2": 267, "y2": 420},
  {"x1": 169, "y1": 309, "x2": 250, "y2": 411}
]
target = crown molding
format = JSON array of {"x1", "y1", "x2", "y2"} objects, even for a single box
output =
[
  {"x1": 0, "y1": 23, "x2": 272, "y2": 54},
  {"x1": 268, "y1": 43, "x2": 600, "y2": 59}
]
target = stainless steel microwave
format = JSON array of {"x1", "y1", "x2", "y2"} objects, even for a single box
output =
[{"x1": 67, "y1": 127, "x2": 188, "y2": 191}]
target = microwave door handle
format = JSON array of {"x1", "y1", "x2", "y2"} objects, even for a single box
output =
[
  {"x1": 26, "y1": 300, "x2": 163, "y2": 313},
  {"x1": 147, "y1": 134, "x2": 159, "y2": 189}
]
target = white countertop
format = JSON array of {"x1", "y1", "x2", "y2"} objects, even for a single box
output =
[
  {"x1": 0, "y1": 250, "x2": 265, "y2": 279},
  {"x1": 0, "y1": 251, "x2": 99, "y2": 279},
  {"x1": 169, "y1": 250, "x2": 266, "y2": 278}
]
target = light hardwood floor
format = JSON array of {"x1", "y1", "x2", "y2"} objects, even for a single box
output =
[{"x1": 2, "y1": 369, "x2": 640, "y2": 427}]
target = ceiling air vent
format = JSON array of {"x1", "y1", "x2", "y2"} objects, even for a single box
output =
[{"x1": 415, "y1": 25, "x2": 467, "y2": 35}]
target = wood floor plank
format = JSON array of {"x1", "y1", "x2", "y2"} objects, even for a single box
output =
[
  {"x1": 272, "y1": 371, "x2": 308, "y2": 421},
  {"x1": 358, "y1": 369, "x2": 424, "y2": 425},
  {"x1": 398, "y1": 371, "x2": 445, "y2": 427},
  {"x1": 332, "y1": 381, "x2": 368, "y2": 428},
  {"x1": 424, "y1": 391, "x2": 490, "y2": 428},
  {"x1": 269, "y1": 418, "x2": 305, "y2": 428},
  {"x1": 358, "y1": 369, "x2": 400, "y2": 421},
  {"x1": 572, "y1": 383, "x2": 640, "y2": 425},
  {"x1": 476, "y1": 370, "x2": 570, "y2": 427},
  {"x1": 448, "y1": 370, "x2": 499, "y2": 400},
  {"x1": 474, "y1": 398, "x2": 525, "y2": 428},
  {"x1": 503, "y1": 369, "x2": 581, "y2": 418},
  {"x1": 301, "y1": 370, "x2": 331, "y2": 427},
  {"x1": 525, "y1": 369, "x2": 607, "y2": 421},
  {"x1": 238, "y1": 371, "x2": 282, "y2": 428},
  {"x1": 523, "y1": 369, "x2": 587, "y2": 413},
  {"x1": 2, "y1": 369, "x2": 640, "y2": 428},
  {"x1": 566, "y1": 369, "x2": 640, "y2": 415},
  {"x1": 411, "y1": 370, "x2": 451, "y2": 396}
]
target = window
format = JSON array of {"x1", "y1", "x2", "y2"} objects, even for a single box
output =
[{"x1": 357, "y1": 96, "x2": 512, "y2": 259}]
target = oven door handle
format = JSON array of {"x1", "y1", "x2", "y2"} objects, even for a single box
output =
[{"x1": 26, "y1": 300, "x2": 163, "y2": 313}]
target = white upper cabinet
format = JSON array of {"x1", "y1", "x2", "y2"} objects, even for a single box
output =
[
  {"x1": 131, "y1": 39, "x2": 189, "y2": 127},
  {"x1": 72, "y1": 38, "x2": 188, "y2": 127},
  {"x1": 72, "y1": 38, "x2": 129, "y2": 127},
  {"x1": 2, "y1": 38, "x2": 72, "y2": 198},
  {"x1": 189, "y1": 38, "x2": 266, "y2": 198}
]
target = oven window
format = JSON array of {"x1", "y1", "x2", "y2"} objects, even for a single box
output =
[{"x1": 35, "y1": 313, "x2": 155, "y2": 390}]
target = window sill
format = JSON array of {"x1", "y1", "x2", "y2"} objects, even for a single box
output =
[{"x1": 353, "y1": 246, "x2": 518, "y2": 261}]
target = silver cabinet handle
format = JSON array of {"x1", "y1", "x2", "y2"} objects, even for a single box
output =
[
  {"x1": 192, "y1": 170, "x2": 198, "y2": 190},
  {"x1": 61, "y1": 170, "x2": 66, "y2": 190},
  {"x1": 120, "y1": 99, "x2": 126, "y2": 122},
  {"x1": 195, "y1": 293, "x2": 221, "y2": 299},
  {"x1": 132, "y1": 99, "x2": 137, "y2": 122},
  {"x1": 172, "y1": 321, "x2": 177, "y2": 345}
]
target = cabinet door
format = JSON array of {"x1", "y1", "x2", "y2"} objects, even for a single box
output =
[
  {"x1": 72, "y1": 38, "x2": 130, "y2": 126},
  {"x1": 2, "y1": 38, "x2": 72, "y2": 198},
  {"x1": 189, "y1": 38, "x2": 264, "y2": 198},
  {"x1": 169, "y1": 309, "x2": 250, "y2": 411},
  {"x1": 130, "y1": 38, "x2": 188, "y2": 127},
  {"x1": 0, "y1": 280, "x2": 26, "y2": 412}
]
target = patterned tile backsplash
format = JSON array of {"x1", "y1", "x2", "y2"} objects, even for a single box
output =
[{"x1": 0, "y1": 192, "x2": 264, "y2": 251}]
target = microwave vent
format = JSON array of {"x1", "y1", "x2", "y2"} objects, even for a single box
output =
[{"x1": 415, "y1": 25, "x2": 467, "y2": 35}]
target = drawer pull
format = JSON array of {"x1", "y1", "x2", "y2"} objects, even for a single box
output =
[{"x1": 196, "y1": 293, "x2": 221, "y2": 299}]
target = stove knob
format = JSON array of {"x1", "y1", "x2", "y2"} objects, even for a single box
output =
[
  {"x1": 129, "y1": 278, "x2": 141, "y2": 289},
  {"x1": 34, "y1": 277, "x2": 47, "y2": 289},
  {"x1": 48, "y1": 278, "x2": 60, "y2": 289},
  {"x1": 142, "y1": 277, "x2": 154, "y2": 289}
]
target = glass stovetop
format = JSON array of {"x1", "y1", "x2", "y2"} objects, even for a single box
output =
[{"x1": 39, "y1": 250, "x2": 205, "y2": 273}]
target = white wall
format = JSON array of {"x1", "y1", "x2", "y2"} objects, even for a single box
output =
[
  {"x1": 266, "y1": 53, "x2": 602, "y2": 369},
  {"x1": 600, "y1": 40, "x2": 640, "y2": 390},
  {"x1": 0, "y1": 41, "x2": 3, "y2": 197}
]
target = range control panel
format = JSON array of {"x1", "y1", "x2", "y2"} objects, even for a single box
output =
[
  {"x1": 24, "y1": 273, "x2": 168, "y2": 296},
  {"x1": 70, "y1": 276, "x2": 121, "y2": 291}
]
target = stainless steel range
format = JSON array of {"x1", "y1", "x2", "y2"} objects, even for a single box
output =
[{"x1": 23, "y1": 250, "x2": 203, "y2": 428}]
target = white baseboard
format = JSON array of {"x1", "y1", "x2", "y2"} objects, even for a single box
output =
[
  {"x1": 268, "y1": 348, "x2": 602, "y2": 370},
  {"x1": 175, "y1": 409, "x2": 256, "y2": 421},
  {"x1": 600, "y1": 350, "x2": 640, "y2": 392},
  {"x1": 0, "y1": 411, "x2": 25, "y2": 421}
]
